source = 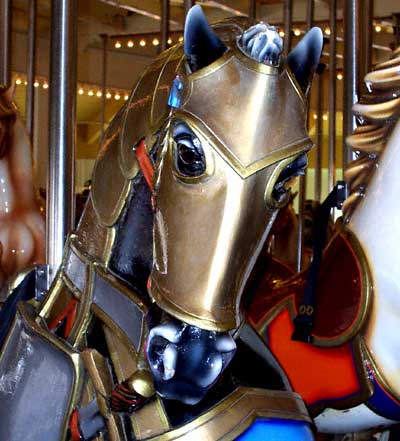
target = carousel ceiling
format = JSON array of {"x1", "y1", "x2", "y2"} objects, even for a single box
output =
[{"x1": 9, "y1": 0, "x2": 400, "y2": 162}]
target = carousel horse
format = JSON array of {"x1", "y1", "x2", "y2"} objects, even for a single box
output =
[
  {"x1": 0, "y1": 85, "x2": 45, "y2": 294},
  {"x1": 246, "y1": 46, "x2": 400, "y2": 435},
  {"x1": 0, "y1": 6, "x2": 323, "y2": 441}
]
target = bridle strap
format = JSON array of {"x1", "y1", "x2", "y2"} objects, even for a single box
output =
[{"x1": 292, "y1": 181, "x2": 348, "y2": 344}]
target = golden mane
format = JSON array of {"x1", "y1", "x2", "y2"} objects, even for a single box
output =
[{"x1": 343, "y1": 46, "x2": 400, "y2": 218}]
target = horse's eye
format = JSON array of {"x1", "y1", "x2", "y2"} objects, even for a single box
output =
[{"x1": 174, "y1": 135, "x2": 206, "y2": 177}]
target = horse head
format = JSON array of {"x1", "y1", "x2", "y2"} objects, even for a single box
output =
[
  {"x1": 0, "y1": 85, "x2": 17, "y2": 159},
  {"x1": 77, "y1": 6, "x2": 322, "y2": 405}
]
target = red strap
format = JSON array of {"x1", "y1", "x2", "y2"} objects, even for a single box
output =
[
  {"x1": 136, "y1": 139, "x2": 154, "y2": 192},
  {"x1": 69, "y1": 409, "x2": 82, "y2": 441},
  {"x1": 49, "y1": 297, "x2": 78, "y2": 338}
]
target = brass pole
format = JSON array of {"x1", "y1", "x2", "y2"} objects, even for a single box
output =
[
  {"x1": 343, "y1": 0, "x2": 361, "y2": 169},
  {"x1": 296, "y1": 0, "x2": 313, "y2": 273},
  {"x1": 249, "y1": 0, "x2": 256, "y2": 22},
  {"x1": 283, "y1": 0, "x2": 293, "y2": 55},
  {"x1": 160, "y1": 0, "x2": 170, "y2": 52},
  {"x1": 184, "y1": 0, "x2": 195, "y2": 17},
  {"x1": 26, "y1": 0, "x2": 37, "y2": 144},
  {"x1": 315, "y1": 63, "x2": 325, "y2": 202},
  {"x1": 100, "y1": 34, "x2": 108, "y2": 143},
  {"x1": 0, "y1": 0, "x2": 12, "y2": 86},
  {"x1": 47, "y1": 0, "x2": 78, "y2": 279},
  {"x1": 328, "y1": 0, "x2": 337, "y2": 192}
]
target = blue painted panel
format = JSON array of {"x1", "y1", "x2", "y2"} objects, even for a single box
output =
[{"x1": 236, "y1": 418, "x2": 314, "y2": 441}]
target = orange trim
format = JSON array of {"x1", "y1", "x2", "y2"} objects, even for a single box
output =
[
  {"x1": 49, "y1": 297, "x2": 78, "y2": 338},
  {"x1": 69, "y1": 409, "x2": 81, "y2": 441},
  {"x1": 267, "y1": 308, "x2": 360, "y2": 406},
  {"x1": 136, "y1": 139, "x2": 154, "y2": 192}
]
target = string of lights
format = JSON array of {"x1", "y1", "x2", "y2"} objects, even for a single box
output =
[
  {"x1": 12, "y1": 73, "x2": 130, "y2": 101},
  {"x1": 110, "y1": 22, "x2": 394, "y2": 50}
]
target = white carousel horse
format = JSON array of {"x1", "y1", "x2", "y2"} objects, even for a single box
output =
[
  {"x1": 247, "y1": 46, "x2": 400, "y2": 434},
  {"x1": 0, "y1": 85, "x2": 45, "y2": 288}
]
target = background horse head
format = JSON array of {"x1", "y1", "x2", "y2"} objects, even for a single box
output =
[{"x1": 0, "y1": 85, "x2": 45, "y2": 289}]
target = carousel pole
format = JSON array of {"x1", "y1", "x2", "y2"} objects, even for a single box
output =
[
  {"x1": 328, "y1": 0, "x2": 337, "y2": 193},
  {"x1": 283, "y1": 0, "x2": 292, "y2": 56},
  {"x1": 363, "y1": 0, "x2": 373, "y2": 79},
  {"x1": 343, "y1": 0, "x2": 362, "y2": 169},
  {"x1": 296, "y1": 0, "x2": 312, "y2": 273},
  {"x1": 249, "y1": 0, "x2": 256, "y2": 22},
  {"x1": 47, "y1": 0, "x2": 78, "y2": 280},
  {"x1": 100, "y1": 34, "x2": 108, "y2": 143},
  {"x1": 314, "y1": 63, "x2": 325, "y2": 202},
  {"x1": 26, "y1": 0, "x2": 37, "y2": 144},
  {"x1": 184, "y1": 0, "x2": 194, "y2": 16},
  {"x1": 395, "y1": 14, "x2": 400, "y2": 47},
  {"x1": 0, "y1": 0, "x2": 12, "y2": 86},
  {"x1": 160, "y1": 0, "x2": 170, "y2": 52}
]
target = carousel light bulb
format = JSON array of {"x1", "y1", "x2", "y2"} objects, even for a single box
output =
[
  {"x1": 124, "y1": 94, "x2": 129, "y2": 101},
  {"x1": 78, "y1": 88, "x2": 84, "y2": 95},
  {"x1": 33, "y1": 81, "x2": 39, "y2": 88},
  {"x1": 43, "y1": 82, "x2": 49, "y2": 89},
  {"x1": 152, "y1": 38, "x2": 159, "y2": 46},
  {"x1": 178, "y1": 36, "x2": 183, "y2": 42},
  {"x1": 337, "y1": 72, "x2": 343, "y2": 80},
  {"x1": 140, "y1": 39, "x2": 146, "y2": 47},
  {"x1": 313, "y1": 113, "x2": 318, "y2": 120},
  {"x1": 324, "y1": 27, "x2": 331, "y2": 36},
  {"x1": 88, "y1": 90, "x2": 94, "y2": 96},
  {"x1": 15, "y1": 78, "x2": 22, "y2": 85},
  {"x1": 168, "y1": 38, "x2": 172, "y2": 45},
  {"x1": 375, "y1": 25, "x2": 382, "y2": 33},
  {"x1": 279, "y1": 30, "x2": 285, "y2": 37},
  {"x1": 115, "y1": 93, "x2": 121, "y2": 100},
  {"x1": 127, "y1": 40, "x2": 134, "y2": 47},
  {"x1": 294, "y1": 29, "x2": 301, "y2": 36},
  {"x1": 24, "y1": 81, "x2": 27, "y2": 86},
  {"x1": 115, "y1": 41, "x2": 122, "y2": 49},
  {"x1": 323, "y1": 113, "x2": 328, "y2": 121},
  {"x1": 96, "y1": 90, "x2": 102, "y2": 97},
  {"x1": 106, "y1": 92, "x2": 112, "y2": 99}
]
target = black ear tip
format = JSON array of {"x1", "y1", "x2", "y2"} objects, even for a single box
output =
[
  {"x1": 287, "y1": 26, "x2": 324, "y2": 94},
  {"x1": 183, "y1": 4, "x2": 226, "y2": 72}
]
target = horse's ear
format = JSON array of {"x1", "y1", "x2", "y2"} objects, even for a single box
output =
[
  {"x1": 3, "y1": 84, "x2": 15, "y2": 104},
  {"x1": 184, "y1": 5, "x2": 226, "y2": 73},
  {"x1": 287, "y1": 27, "x2": 323, "y2": 95}
]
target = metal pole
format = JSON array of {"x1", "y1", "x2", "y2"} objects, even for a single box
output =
[
  {"x1": 100, "y1": 34, "x2": 107, "y2": 143},
  {"x1": 0, "y1": 0, "x2": 12, "y2": 85},
  {"x1": 315, "y1": 63, "x2": 325, "y2": 202},
  {"x1": 296, "y1": 0, "x2": 313, "y2": 272},
  {"x1": 343, "y1": 0, "x2": 361, "y2": 170},
  {"x1": 394, "y1": 13, "x2": 400, "y2": 47},
  {"x1": 26, "y1": 0, "x2": 37, "y2": 144},
  {"x1": 160, "y1": 0, "x2": 169, "y2": 52},
  {"x1": 184, "y1": 0, "x2": 194, "y2": 17},
  {"x1": 283, "y1": 0, "x2": 293, "y2": 55},
  {"x1": 47, "y1": 0, "x2": 78, "y2": 279},
  {"x1": 306, "y1": 0, "x2": 314, "y2": 30},
  {"x1": 249, "y1": 0, "x2": 256, "y2": 22},
  {"x1": 328, "y1": 0, "x2": 337, "y2": 192},
  {"x1": 362, "y1": 0, "x2": 373, "y2": 78}
]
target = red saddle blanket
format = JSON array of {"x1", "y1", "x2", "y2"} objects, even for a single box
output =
[{"x1": 244, "y1": 230, "x2": 371, "y2": 409}]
